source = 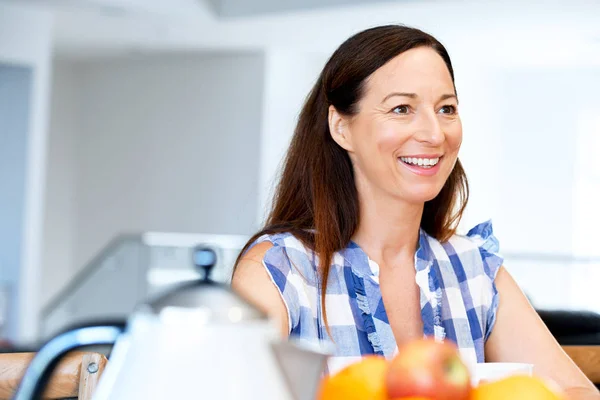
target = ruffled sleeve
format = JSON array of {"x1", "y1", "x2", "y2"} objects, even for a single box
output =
[
  {"x1": 247, "y1": 234, "x2": 312, "y2": 335},
  {"x1": 466, "y1": 220, "x2": 504, "y2": 341}
]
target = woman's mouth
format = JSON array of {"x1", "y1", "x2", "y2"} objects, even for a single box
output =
[
  {"x1": 399, "y1": 156, "x2": 440, "y2": 169},
  {"x1": 398, "y1": 155, "x2": 443, "y2": 176}
]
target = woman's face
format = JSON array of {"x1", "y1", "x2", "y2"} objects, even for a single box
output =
[{"x1": 331, "y1": 46, "x2": 462, "y2": 205}]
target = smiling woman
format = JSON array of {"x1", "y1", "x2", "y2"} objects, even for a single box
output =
[{"x1": 231, "y1": 25, "x2": 599, "y2": 399}]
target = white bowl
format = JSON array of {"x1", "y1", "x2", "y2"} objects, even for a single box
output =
[{"x1": 472, "y1": 362, "x2": 534, "y2": 385}]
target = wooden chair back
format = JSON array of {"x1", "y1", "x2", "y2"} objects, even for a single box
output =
[{"x1": 0, "y1": 351, "x2": 107, "y2": 399}]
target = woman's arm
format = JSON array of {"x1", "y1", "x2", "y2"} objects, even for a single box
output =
[
  {"x1": 231, "y1": 241, "x2": 290, "y2": 337},
  {"x1": 485, "y1": 267, "x2": 600, "y2": 399}
]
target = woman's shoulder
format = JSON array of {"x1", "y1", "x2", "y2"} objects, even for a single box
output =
[
  {"x1": 243, "y1": 231, "x2": 319, "y2": 278},
  {"x1": 234, "y1": 231, "x2": 319, "y2": 335},
  {"x1": 252, "y1": 231, "x2": 308, "y2": 251},
  {"x1": 246, "y1": 231, "x2": 314, "y2": 261}
]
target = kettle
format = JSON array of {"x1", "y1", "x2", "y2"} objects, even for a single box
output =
[{"x1": 15, "y1": 246, "x2": 330, "y2": 399}]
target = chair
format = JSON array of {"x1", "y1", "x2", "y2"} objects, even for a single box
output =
[
  {"x1": 0, "y1": 351, "x2": 107, "y2": 399},
  {"x1": 563, "y1": 345, "x2": 600, "y2": 384}
]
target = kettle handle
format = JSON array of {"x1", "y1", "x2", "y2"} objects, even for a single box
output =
[{"x1": 14, "y1": 320, "x2": 126, "y2": 400}]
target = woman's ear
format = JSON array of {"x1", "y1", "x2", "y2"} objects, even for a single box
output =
[{"x1": 328, "y1": 105, "x2": 354, "y2": 152}]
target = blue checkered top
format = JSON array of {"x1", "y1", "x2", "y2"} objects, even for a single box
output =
[{"x1": 251, "y1": 220, "x2": 503, "y2": 374}]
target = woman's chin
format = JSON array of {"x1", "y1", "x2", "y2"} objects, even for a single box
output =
[{"x1": 397, "y1": 187, "x2": 443, "y2": 205}]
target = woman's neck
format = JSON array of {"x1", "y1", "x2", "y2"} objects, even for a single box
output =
[{"x1": 352, "y1": 184, "x2": 423, "y2": 268}]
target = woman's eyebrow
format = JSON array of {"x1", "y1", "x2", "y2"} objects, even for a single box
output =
[
  {"x1": 438, "y1": 94, "x2": 458, "y2": 102},
  {"x1": 381, "y1": 92, "x2": 457, "y2": 103},
  {"x1": 381, "y1": 92, "x2": 417, "y2": 103}
]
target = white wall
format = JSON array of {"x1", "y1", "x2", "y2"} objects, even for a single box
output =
[
  {"x1": 456, "y1": 65, "x2": 600, "y2": 256},
  {"x1": 492, "y1": 66, "x2": 600, "y2": 312},
  {"x1": 44, "y1": 52, "x2": 264, "y2": 304},
  {"x1": 257, "y1": 49, "x2": 326, "y2": 223},
  {"x1": 433, "y1": 43, "x2": 600, "y2": 256},
  {"x1": 0, "y1": 3, "x2": 53, "y2": 343},
  {"x1": 42, "y1": 62, "x2": 78, "y2": 306}
]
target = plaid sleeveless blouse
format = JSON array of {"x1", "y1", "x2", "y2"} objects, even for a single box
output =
[{"x1": 251, "y1": 221, "x2": 503, "y2": 374}]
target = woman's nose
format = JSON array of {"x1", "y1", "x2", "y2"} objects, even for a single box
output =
[{"x1": 414, "y1": 110, "x2": 445, "y2": 146}]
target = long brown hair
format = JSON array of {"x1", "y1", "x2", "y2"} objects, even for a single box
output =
[{"x1": 234, "y1": 25, "x2": 469, "y2": 331}]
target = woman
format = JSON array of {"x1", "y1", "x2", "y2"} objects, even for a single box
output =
[{"x1": 232, "y1": 25, "x2": 599, "y2": 398}]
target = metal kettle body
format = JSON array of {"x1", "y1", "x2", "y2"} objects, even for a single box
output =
[
  {"x1": 92, "y1": 310, "x2": 322, "y2": 399},
  {"x1": 15, "y1": 246, "x2": 329, "y2": 400}
]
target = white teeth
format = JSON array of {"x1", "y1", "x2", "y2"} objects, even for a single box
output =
[{"x1": 400, "y1": 157, "x2": 440, "y2": 168}]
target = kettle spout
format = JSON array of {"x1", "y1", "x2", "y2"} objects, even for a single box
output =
[{"x1": 270, "y1": 340, "x2": 331, "y2": 400}]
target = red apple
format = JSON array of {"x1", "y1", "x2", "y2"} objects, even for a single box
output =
[{"x1": 386, "y1": 338, "x2": 472, "y2": 400}]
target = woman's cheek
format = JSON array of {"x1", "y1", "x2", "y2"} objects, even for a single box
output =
[
  {"x1": 376, "y1": 123, "x2": 412, "y2": 153},
  {"x1": 446, "y1": 120, "x2": 463, "y2": 151}
]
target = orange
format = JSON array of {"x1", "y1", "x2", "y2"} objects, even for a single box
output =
[
  {"x1": 472, "y1": 375, "x2": 563, "y2": 400},
  {"x1": 390, "y1": 398, "x2": 432, "y2": 400},
  {"x1": 318, "y1": 356, "x2": 389, "y2": 400}
]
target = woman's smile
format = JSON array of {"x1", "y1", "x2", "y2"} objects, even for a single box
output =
[{"x1": 398, "y1": 154, "x2": 444, "y2": 176}]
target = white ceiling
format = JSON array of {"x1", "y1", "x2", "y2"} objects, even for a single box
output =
[
  {"x1": 204, "y1": 0, "x2": 406, "y2": 17},
  {"x1": 6, "y1": 0, "x2": 600, "y2": 64}
]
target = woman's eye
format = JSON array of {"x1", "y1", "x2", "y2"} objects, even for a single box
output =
[
  {"x1": 392, "y1": 105, "x2": 410, "y2": 114},
  {"x1": 439, "y1": 105, "x2": 457, "y2": 114}
]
